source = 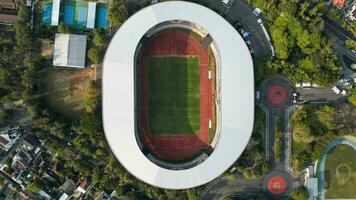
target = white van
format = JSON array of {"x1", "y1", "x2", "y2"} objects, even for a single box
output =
[
  {"x1": 222, "y1": 0, "x2": 231, "y2": 5},
  {"x1": 253, "y1": 8, "x2": 261, "y2": 16}
]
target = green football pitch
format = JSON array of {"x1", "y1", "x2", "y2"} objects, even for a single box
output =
[
  {"x1": 147, "y1": 56, "x2": 200, "y2": 135},
  {"x1": 325, "y1": 144, "x2": 356, "y2": 199}
]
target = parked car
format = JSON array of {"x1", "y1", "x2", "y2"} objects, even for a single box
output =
[
  {"x1": 234, "y1": 22, "x2": 242, "y2": 29},
  {"x1": 292, "y1": 93, "x2": 297, "y2": 103},
  {"x1": 222, "y1": 0, "x2": 231, "y2": 6},
  {"x1": 253, "y1": 8, "x2": 262, "y2": 16}
]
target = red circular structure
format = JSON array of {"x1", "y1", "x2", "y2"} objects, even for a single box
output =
[
  {"x1": 267, "y1": 176, "x2": 287, "y2": 195},
  {"x1": 267, "y1": 85, "x2": 287, "y2": 105}
]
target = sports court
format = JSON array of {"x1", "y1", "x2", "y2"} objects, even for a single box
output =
[
  {"x1": 96, "y1": 4, "x2": 108, "y2": 29},
  {"x1": 41, "y1": 3, "x2": 52, "y2": 24},
  {"x1": 138, "y1": 29, "x2": 215, "y2": 161},
  {"x1": 63, "y1": 1, "x2": 88, "y2": 28},
  {"x1": 148, "y1": 56, "x2": 200, "y2": 135}
]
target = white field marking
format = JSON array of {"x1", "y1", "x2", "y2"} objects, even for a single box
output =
[
  {"x1": 209, "y1": 119, "x2": 212, "y2": 129},
  {"x1": 208, "y1": 70, "x2": 212, "y2": 80}
]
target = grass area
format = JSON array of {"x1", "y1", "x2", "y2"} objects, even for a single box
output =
[
  {"x1": 40, "y1": 68, "x2": 93, "y2": 121},
  {"x1": 292, "y1": 140, "x2": 307, "y2": 154},
  {"x1": 148, "y1": 56, "x2": 200, "y2": 135},
  {"x1": 274, "y1": 118, "x2": 283, "y2": 162},
  {"x1": 325, "y1": 144, "x2": 356, "y2": 199}
]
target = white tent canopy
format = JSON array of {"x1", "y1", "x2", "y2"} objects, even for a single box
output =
[
  {"x1": 53, "y1": 33, "x2": 87, "y2": 68},
  {"x1": 87, "y1": 2, "x2": 97, "y2": 29},
  {"x1": 51, "y1": 0, "x2": 60, "y2": 25}
]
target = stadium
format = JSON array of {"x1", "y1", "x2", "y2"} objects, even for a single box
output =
[{"x1": 103, "y1": 1, "x2": 254, "y2": 189}]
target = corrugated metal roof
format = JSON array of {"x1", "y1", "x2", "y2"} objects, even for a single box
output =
[{"x1": 53, "y1": 33, "x2": 87, "y2": 68}]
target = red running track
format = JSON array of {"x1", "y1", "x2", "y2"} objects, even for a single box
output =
[{"x1": 139, "y1": 29, "x2": 212, "y2": 160}]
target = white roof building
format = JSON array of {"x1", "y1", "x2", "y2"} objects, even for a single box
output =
[
  {"x1": 86, "y1": 2, "x2": 97, "y2": 29},
  {"x1": 102, "y1": 1, "x2": 254, "y2": 189},
  {"x1": 51, "y1": 0, "x2": 60, "y2": 26},
  {"x1": 53, "y1": 33, "x2": 87, "y2": 68},
  {"x1": 307, "y1": 178, "x2": 318, "y2": 200}
]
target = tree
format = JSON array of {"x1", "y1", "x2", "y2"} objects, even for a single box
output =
[
  {"x1": 291, "y1": 186, "x2": 309, "y2": 200},
  {"x1": 88, "y1": 48, "x2": 101, "y2": 64},
  {"x1": 348, "y1": 86, "x2": 356, "y2": 106},
  {"x1": 93, "y1": 29, "x2": 106, "y2": 48},
  {"x1": 57, "y1": 22, "x2": 71, "y2": 34},
  {"x1": 315, "y1": 105, "x2": 335, "y2": 130},
  {"x1": 345, "y1": 39, "x2": 356, "y2": 51},
  {"x1": 292, "y1": 109, "x2": 314, "y2": 144},
  {"x1": 108, "y1": 0, "x2": 128, "y2": 27},
  {"x1": 0, "y1": 67, "x2": 8, "y2": 85}
]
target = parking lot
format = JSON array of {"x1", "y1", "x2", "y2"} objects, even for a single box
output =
[{"x1": 205, "y1": 0, "x2": 272, "y2": 58}]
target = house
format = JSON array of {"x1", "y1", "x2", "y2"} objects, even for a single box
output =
[
  {"x1": 53, "y1": 33, "x2": 87, "y2": 68},
  {"x1": 75, "y1": 178, "x2": 91, "y2": 194},
  {"x1": 59, "y1": 193, "x2": 69, "y2": 200},
  {"x1": 23, "y1": 134, "x2": 41, "y2": 150},
  {"x1": 333, "y1": 0, "x2": 346, "y2": 8},
  {"x1": 0, "y1": 127, "x2": 21, "y2": 151},
  {"x1": 0, "y1": 0, "x2": 19, "y2": 24},
  {"x1": 59, "y1": 179, "x2": 75, "y2": 194},
  {"x1": 346, "y1": 2, "x2": 356, "y2": 21}
]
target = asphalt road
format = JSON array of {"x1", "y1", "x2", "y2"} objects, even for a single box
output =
[
  {"x1": 201, "y1": 177, "x2": 262, "y2": 200},
  {"x1": 323, "y1": 16, "x2": 356, "y2": 41}
]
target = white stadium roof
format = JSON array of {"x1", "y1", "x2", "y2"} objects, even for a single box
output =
[{"x1": 102, "y1": 1, "x2": 254, "y2": 189}]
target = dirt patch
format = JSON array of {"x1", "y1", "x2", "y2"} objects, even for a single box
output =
[
  {"x1": 40, "y1": 68, "x2": 93, "y2": 121},
  {"x1": 40, "y1": 39, "x2": 53, "y2": 59}
]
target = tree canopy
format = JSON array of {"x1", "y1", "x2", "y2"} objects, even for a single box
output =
[{"x1": 108, "y1": 0, "x2": 128, "y2": 27}]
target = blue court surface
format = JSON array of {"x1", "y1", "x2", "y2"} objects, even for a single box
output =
[
  {"x1": 97, "y1": 7, "x2": 108, "y2": 28},
  {"x1": 42, "y1": 4, "x2": 52, "y2": 24},
  {"x1": 77, "y1": 7, "x2": 88, "y2": 25},
  {"x1": 64, "y1": 6, "x2": 74, "y2": 25}
]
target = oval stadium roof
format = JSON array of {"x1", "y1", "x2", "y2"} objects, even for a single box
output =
[{"x1": 102, "y1": 1, "x2": 254, "y2": 189}]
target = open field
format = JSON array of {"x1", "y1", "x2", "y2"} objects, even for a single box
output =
[
  {"x1": 148, "y1": 56, "x2": 200, "y2": 135},
  {"x1": 40, "y1": 68, "x2": 93, "y2": 121},
  {"x1": 325, "y1": 144, "x2": 356, "y2": 199}
]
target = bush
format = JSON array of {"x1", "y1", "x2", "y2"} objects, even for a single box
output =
[
  {"x1": 88, "y1": 48, "x2": 102, "y2": 64},
  {"x1": 348, "y1": 86, "x2": 356, "y2": 106},
  {"x1": 57, "y1": 22, "x2": 71, "y2": 34}
]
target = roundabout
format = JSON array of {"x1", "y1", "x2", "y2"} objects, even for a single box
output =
[
  {"x1": 263, "y1": 170, "x2": 294, "y2": 199},
  {"x1": 102, "y1": 1, "x2": 254, "y2": 189}
]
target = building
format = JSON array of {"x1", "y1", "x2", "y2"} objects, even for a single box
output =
[
  {"x1": 0, "y1": 0, "x2": 19, "y2": 24},
  {"x1": 0, "y1": 127, "x2": 21, "y2": 151},
  {"x1": 307, "y1": 178, "x2": 318, "y2": 200},
  {"x1": 346, "y1": 2, "x2": 356, "y2": 21},
  {"x1": 53, "y1": 33, "x2": 87, "y2": 68},
  {"x1": 333, "y1": 0, "x2": 346, "y2": 8},
  {"x1": 102, "y1": 1, "x2": 254, "y2": 189},
  {"x1": 86, "y1": 2, "x2": 96, "y2": 29},
  {"x1": 51, "y1": 0, "x2": 60, "y2": 25},
  {"x1": 75, "y1": 178, "x2": 91, "y2": 194}
]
